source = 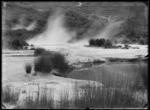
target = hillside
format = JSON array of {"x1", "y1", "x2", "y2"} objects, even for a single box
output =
[{"x1": 2, "y1": 2, "x2": 148, "y2": 49}]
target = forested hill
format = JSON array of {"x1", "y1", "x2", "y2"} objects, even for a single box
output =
[{"x1": 2, "y1": 2, "x2": 148, "y2": 49}]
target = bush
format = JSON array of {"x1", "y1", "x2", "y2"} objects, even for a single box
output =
[
  {"x1": 34, "y1": 55, "x2": 52, "y2": 73},
  {"x1": 122, "y1": 39, "x2": 131, "y2": 44},
  {"x1": 93, "y1": 59, "x2": 105, "y2": 64},
  {"x1": 139, "y1": 39, "x2": 146, "y2": 45},
  {"x1": 98, "y1": 38, "x2": 106, "y2": 46},
  {"x1": 89, "y1": 39, "x2": 96, "y2": 46},
  {"x1": 89, "y1": 39, "x2": 106, "y2": 47},
  {"x1": 51, "y1": 53, "x2": 70, "y2": 74},
  {"x1": 34, "y1": 49, "x2": 70, "y2": 74},
  {"x1": 7, "y1": 39, "x2": 29, "y2": 50},
  {"x1": 25, "y1": 64, "x2": 32, "y2": 74},
  {"x1": 34, "y1": 48, "x2": 46, "y2": 56},
  {"x1": 104, "y1": 39, "x2": 113, "y2": 48},
  {"x1": 89, "y1": 38, "x2": 112, "y2": 48}
]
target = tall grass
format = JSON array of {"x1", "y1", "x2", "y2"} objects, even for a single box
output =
[
  {"x1": 2, "y1": 86, "x2": 20, "y2": 104},
  {"x1": 3, "y1": 62, "x2": 147, "y2": 108},
  {"x1": 69, "y1": 62, "x2": 147, "y2": 90},
  {"x1": 3, "y1": 82, "x2": 147, "y2": 109},
  {"x1": 73, "y1": 83, "x2": 143, "y2": 108},
  {"x1": 74, "y1": 84, "x2": 103, "y2": 108},
  {"x1": 59, "y1": 90, "x2": 70, "y2": 108},
  {"x1": 68, "y1": 62, "x2": 148, "y2": 108},
  {"x1": 15, "y1": 86, "x2": 54, "y2": 109},
  {"x1": 24, "y1": 93, "x2": 54, "y2": 109},
  {"x1": 138, "y1": 64, "x2": 148, "y2": 90}
]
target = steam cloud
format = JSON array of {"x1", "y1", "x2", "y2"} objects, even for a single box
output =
[
  {"x1": 12, "y1": 21, "x2": 36, "y2": 31},
  {"x1": 95, "y1": 18, "x2": 124, "y2": 39},
  {"x1": 27, "y1": 10, "x2": 124, "y2": 46},
  {"x1": 27, "y1": 11, "x2": 76, "y2": 46}
]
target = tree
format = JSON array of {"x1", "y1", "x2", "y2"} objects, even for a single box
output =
[
  {"x1": 98, "y1": 38, "x2": 105, "y2": 46},
  {"x1": 104, "y1": 39, "x2": 113, "y2": 48},
  {"x1": 89, "y1": 39, "x2": 96, "y2": 46}
]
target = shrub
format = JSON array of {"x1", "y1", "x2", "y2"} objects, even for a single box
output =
[
  {"x1": 139, "y1": 39, "x2": 145, "y2": 45},
  {"x1": 34, "y1": 49, "x2": 70, "y2": 75},
  {"x1": 8, "y1": 39, "x2": 29, "y2": 50},
  {"x1": 89, "y1": 38, "x2": 106, "y2": 47},
  {"x1": 51, "y1": 53, "x2": 70, "y2": 74},
  {"x1": 104, "y1": 39, "x2": 113, "y2": 48},
  {"x1": 34, "y1": 48, "x2": 46, "y2": 56},
  {"x1": 93, "y1": 59, "x2": 105, "y2": 64},
  {"x1": 122, "y1": 39, "x2": 131, "y2": 44},
  {"x1": 25, "y1": 63, "x2": 32, "y2": 74},
  {"x1": 97, "y1": 38, "x2": 105, "y2": 46},
  {"x1": 89, "y1": 38, "x2": 112, "y2": 48},
  {"x1": 34, "y1": 55, "x2": 52, "y2": 73},
  {"x1": 89, "y1": 39, "x2": 96, "y2": 46}
]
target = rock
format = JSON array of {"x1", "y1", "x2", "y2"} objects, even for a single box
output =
[
  {"x1": 51, "y1": 69, "x2": 61, "y2": 76},
  {"x1": 145, "y1": 55, "x2": 148, "y2": 58}
]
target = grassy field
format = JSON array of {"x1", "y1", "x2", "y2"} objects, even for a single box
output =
[{"x1": 2, "y1": 61, "x2": 147, "y2": 108}]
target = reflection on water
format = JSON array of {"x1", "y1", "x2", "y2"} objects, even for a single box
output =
[{"x1": 68, "y1": 62, "x2": 148, "y2": 88}]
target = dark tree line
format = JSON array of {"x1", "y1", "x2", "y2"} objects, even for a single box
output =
[{"x1": 89, "y1": 38, "x2": 113, "y2": 48}]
